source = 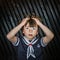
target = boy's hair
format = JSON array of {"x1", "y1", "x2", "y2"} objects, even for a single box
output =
[{"x1": 24, "y1": 18, "x2": 37, "y2": 27}]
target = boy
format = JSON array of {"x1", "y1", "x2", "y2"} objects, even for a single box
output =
[{"x1": 6, "y1": 16, "x2": 54, "y2": 60}]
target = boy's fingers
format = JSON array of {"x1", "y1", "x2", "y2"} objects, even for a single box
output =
[
  {"x1": 23, "y1": 17, "x2": 30, "y2": 21},
  {"x1": 32, "y1": 18, "x2": 37, "y2": 20},
  {"x1": 32, "y1": 17, "x2": 42, "y2": 22}
]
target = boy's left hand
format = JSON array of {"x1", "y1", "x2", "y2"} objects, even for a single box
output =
[{"x1": 32, "y1": 17, "x2": 41, "y2": 26}]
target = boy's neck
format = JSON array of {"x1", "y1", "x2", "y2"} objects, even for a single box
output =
[{"x1": 29, "y1": 40, "x2": 32, "y2": 42}]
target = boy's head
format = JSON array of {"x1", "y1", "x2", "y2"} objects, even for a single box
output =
[{"x1": 22, "y1": 19, "x2": 39, "y2": 40}]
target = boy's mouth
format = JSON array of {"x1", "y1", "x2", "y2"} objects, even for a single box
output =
[{"x1": 29, "y1": 34, "x2": 33, "y2": 36}]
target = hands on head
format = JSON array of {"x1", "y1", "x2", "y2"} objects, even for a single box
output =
[{"x1": 19, "y1": 14, "x2": 42, "y2": 27}]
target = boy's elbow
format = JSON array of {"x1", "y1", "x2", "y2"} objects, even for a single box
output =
[
  {"x1": 50, "y1": 33, "x2": 54, "y2": 40},
  {"x1": 53, "y1": 34, "x2": 54, "y2": 38},
  {"x1": 6, "y1": 35, "x2": 9, "y2": 39},
  {"x1": 6, "y1": 35, "x2": 10, "y2": 40},
  {"x1": 47, "y1": 33, "x2": 54, "y2": 41}
]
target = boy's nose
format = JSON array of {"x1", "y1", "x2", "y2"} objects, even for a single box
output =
[{"x1": 29, "y1": 29, "x2": 33, "y2": 32}]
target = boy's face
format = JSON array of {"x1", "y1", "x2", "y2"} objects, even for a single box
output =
[{"x1": 23, "y1": 23, "x2": 38, "y2": 40}]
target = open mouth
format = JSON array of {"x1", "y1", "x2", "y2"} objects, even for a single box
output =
[{"x1": 29, "y1": 34, "x2": 33, "y2": 36}]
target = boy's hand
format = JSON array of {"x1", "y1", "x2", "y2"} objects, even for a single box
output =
[
  {"x1": 32, "y1": 17, "x2": 41, "y2": 26},
  {"x1": 20, "y1": 17, "x2": 30, "y2": 27}
]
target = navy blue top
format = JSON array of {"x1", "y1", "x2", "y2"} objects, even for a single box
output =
[{"x1": 12, "y1": 35, "x2": 47, "y2": 60}]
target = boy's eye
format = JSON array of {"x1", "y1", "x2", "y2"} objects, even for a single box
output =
[
  {"x1": 33, "y1": 27, "x2": 36, "y2": 30},
  {"x1": 26, "y1": 27, "x2": 29, "y2": 29}
]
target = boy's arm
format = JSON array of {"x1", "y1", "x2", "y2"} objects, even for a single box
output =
[
  {"x1": 6, "y1": 17, "x2": 30, "y2": 43},
  {"x1": 38, "y1": 22, "x2": 54, "y2": 45},
  {"x1": 32, "y1": 18, "x2": 54, "y2": 45}
]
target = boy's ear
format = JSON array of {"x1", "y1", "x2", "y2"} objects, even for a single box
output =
[
  {"x1": 37, "y1": 32, "x2": 38, "y2": 35},
  {"x1": 22, "y1": 31, "x2": 25, "y2": 36},
  {"x1": 23, "y1": 31, "x2": 24, "y2": 33},
  {"x1": 22, "y1": 28, "x2": 24, "y2": 33}
]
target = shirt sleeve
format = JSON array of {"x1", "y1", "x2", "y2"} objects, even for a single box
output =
[
  {"x1": 40, "y1": 37, "x2": 47, "y2": 47},
  {"x1": 12, "y1": 37, "x2": 20, "y2": 46}
]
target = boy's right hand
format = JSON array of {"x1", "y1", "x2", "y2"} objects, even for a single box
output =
[{"x1": 20, "y1": 17, "x2": 30, "y2": 27}]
